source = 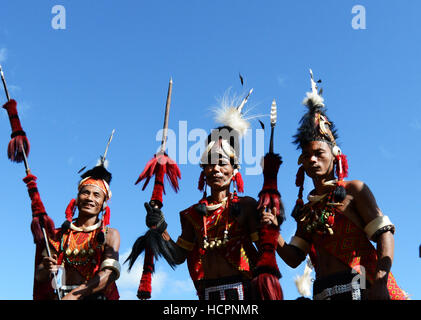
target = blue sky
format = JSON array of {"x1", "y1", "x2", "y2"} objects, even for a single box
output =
[{"x1": 0, "y1": 0, "x2": 420, "y2": 300}]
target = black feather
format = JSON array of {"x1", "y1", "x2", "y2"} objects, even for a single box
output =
[
  {"x1": 77, "y1": 166, "x2": 87, "y2": 174},
  {"x1": 80, "y1": 165, "x2": 112, "y2": 185},
  {"x1": 239, "y1": 73, "x2": 244, "y2": 86},
  {"x1": 258, "y1": 120, "x2": 265, "y2": 130},
  {"x1": 124, "y1": 229, "x2": 178, "y2": 271},
  {"x1": 125, "y1": 233, "x2": 148, "y2": 271}
]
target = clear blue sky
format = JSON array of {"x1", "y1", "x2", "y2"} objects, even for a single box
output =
[{"x1": 0, "y1": 0, "x2": 420, "y2": 300}]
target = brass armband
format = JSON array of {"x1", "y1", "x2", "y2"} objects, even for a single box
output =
[
  {"x1": 364, "y1": 215, "x2": 395, "y2": 241},
  {"x1": 100, "y1": 258, "x2": 121, "y2": 280}
]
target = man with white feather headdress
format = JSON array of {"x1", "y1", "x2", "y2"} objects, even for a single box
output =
[{"x1": 138, "y1": 88, "x2": 282, "y2": 300}]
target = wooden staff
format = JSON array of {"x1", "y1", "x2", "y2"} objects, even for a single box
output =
[{"x1": 22, "y1": 148, "x2": 61, "y2": 300}]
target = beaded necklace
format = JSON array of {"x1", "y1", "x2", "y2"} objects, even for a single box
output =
[
  {"x1": 60, "y1": 226, "x2": 105, "y2": 266},
  {"x1": 299, "y1": 190, "x2": 342, "y2": 236},
  {"x1": 202, "y1": 196, "x2": 230, "y2": 250}
]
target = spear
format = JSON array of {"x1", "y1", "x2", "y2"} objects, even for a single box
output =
[
  {"x1": 253, "y1": 98, "x2": 285, "y2": 300},
  {"x1": 21, "y1": 148, "x2": 61, "y2": 300},
  {"x1": 159, "y1": 78, "x2": 172, "y2": 154},
  {"x1": 0, "y1": 64, "x2": 11, "y2": 101},
  {"x1": 127, "y1": 77, "x2": 181, "y2": 300},
  {"x1": 0, "y1": 64, "x2": 30, "y2": 162},
  {"x1": 99, "y1": 129, "x2": 115, "y2": 167}
]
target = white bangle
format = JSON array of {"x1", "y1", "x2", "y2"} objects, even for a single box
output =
[
  {"x1": 100, "y1": 258, "x2": 121, "y2": 280},
  {"x1": 364, "y1": 215, "x2": 395, "y2": 240}
]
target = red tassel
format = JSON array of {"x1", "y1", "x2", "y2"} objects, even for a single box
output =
[
  {"x1": 65, "y1": 199, "x2": 76, "y2": 222},
  {"x1": 138, "y1": 247, "x2": 154, "y2": 300},
  {"x1": 295, "y1": 165, "x2": 305, "y2": 188},
  {"x1": 135, "y1": 153, "x2": 181, "y2": 206},
  {"x1": 336, "y1": 154, "x2": 349, "y2": 181},
  {"x1": 252, "y1": 273, "x2": 283, "y2": 300},
  {"x1": 198, "y1": 171, "x2": 205, "y2": 191},
  {"x1": 3, "y1": 99, "x2": 30, "y2": 162},
  {"x1": 234, "y1": 171, "x2": 244, "y2": 193},
  {"x1": 23, "y1": 173, "x2": 56, "y2": 244},
  {"x1": 252, "y1": 224, "x2": 283, "y2": 300},
  {"x1": 103, "y1": 205, "x2": 110, "y2": 226}
]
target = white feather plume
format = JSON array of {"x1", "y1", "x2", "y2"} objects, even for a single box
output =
[
  {"x1": 96, "y1": 157, "x2": 109, "y2": 168},
  {"x1": 302, "y1": 91, "x2": 325, "y2": 108},
  {"x1": 294, "y1": 258, "x2": 314, "y2": 297},
  {"x1": 213, "y1": 89, "x2": 253, "y2": 137}
]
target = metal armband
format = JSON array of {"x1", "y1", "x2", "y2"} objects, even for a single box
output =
[{"x1": 100, "y1": 258, "x2": 121, "y2": 280}]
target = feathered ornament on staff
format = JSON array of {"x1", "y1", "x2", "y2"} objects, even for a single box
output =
[
  {"x1": 252, "y1": 99, "x2": 285, "y2": 300},
  {"x1": 0, "y1": 64, "x2": 30, "y2": 162},
  {"x1": 126, "y1": 78, "x2": 181, "y2": 300}
]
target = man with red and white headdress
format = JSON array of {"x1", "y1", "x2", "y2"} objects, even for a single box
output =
[
  {"x1": 33, "y1": 161, "x2": 121, "y2": 300},
  {"x1": 127, "y1": 89, "x2": 283, "y2": 300}
]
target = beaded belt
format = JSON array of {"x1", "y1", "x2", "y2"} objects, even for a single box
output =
[
  {"x1": 204, "y1": 282, "x2": 245, "y2": 300},
  {"x1": 313, "y1": 282, "x2": 361, "y2": 300}
]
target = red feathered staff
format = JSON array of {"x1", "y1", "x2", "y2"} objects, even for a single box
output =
[
  {"x1": 133, "y1": 78, "x2": 181, "y2": 299},
  {"x1": 0, "y1": 64, "x2": 30, "y2": 162},
  {"x1": 253, "y1": 99, "x2": 284, "y2": 300},
  {"x1": 1, "y1": 65, "x2": 60, "y2": 299}
]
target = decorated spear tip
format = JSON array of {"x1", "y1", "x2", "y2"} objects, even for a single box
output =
[
  {"x1": 270, "y1": 99, "x2": 277, "y2": 127},
  {"x1": 237, "y1": 88, "x2": 254, "y2": 113}
]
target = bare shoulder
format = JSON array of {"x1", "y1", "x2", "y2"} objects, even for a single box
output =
[
  {"x1": 345, "y1": 179, "x2": 366, "y2": 193},
  {"x1": 240, "y1": 196, "x2": 258, "y2": 208},
  {"x1": 106, "y1": 227, "x2": 121, "y2": 247}
]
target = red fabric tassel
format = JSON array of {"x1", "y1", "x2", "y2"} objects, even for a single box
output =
[
  {"x1": 103, "y1": 205, "x2": 110, "y2": 226},
  {"x1": 233, "y1": 171, "x2": 244, "y2": 193},
  {"x1": 23, "y1": 174, "x2": 56, "y2": 244},
  {"x1": 257, "y1": 153, "x2": 282, "y2": 213},
  {"x1": 198, "y1": 171, "x2": 205, "y2": 191},
  {"x1": 65, "y1": 199, "x2": 76, "y2": 222},
  {"x1": 253, "y1": 224, "x2": 283, "y2": 300},
  {"x1": 336, "y1": 154, "x2": 349, "y2": 181},
  {"x1": 255, "y1": 225, "x2": 281, "y2": 274},
  {"x1": 295, "y1": 165, "x2": 305, "y2": 188},
  {"x1": 252, "y1": 273, "x2": 283, "y2": 300},
  {"x1": 138, "y1": 247, "x2": 154, "y2": 299},
  {"x1": 3, "y1": 99, "x2": 30, "y2": 162},
  {"x1": 135, "y1": 153, "x2": 181, "y2": 205}
]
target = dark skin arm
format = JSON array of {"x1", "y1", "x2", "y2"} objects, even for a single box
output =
[
  {"x1": 261, "y1": 208, "x2": 307, "y2": 268},
  {"x1": 347, "y1": 180, "x2": 394, "y2": 300}
]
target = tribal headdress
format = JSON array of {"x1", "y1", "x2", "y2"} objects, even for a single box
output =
[
  {"x1": 197, "y1": 89, "x2": 254, "y2": 209},
  {"x1": 61, "y1": 131, "x2": 115, "y2": 244},
  {"x1": 292, "y1": 70, "x2": 349, "y2": 218}
]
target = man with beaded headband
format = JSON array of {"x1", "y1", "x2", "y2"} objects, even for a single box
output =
[
  {"x1": 127, "y1": 90, "x2": 280, "y2": 300},
  {"x1": 268, "y1": 70, "x2": 407, "y2": 300},
  {"x1": 34, "y1": 153, "x2": 121, "y2": 300}
]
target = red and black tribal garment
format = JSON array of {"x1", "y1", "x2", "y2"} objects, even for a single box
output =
[
  {"x1": 34, "y1": 225, "x2": 119, "y2": 300},
  {"x1": 176, "y1": 197, "x2": 259, "y2": 285},
  {"x1": 297, "y1": 191, "x2": 407, "y2": 300}
]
